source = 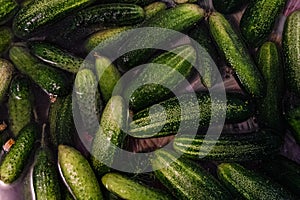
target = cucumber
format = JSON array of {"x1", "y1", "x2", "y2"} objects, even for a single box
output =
[
  {"x1": 130, "y1": 92, "x2": 253, "y2": 138},
  {"x1": 209, "y1": 12, "x2": 265, "y2": 98},
  {"x1": 99, "y1": 0, "x2": 156, "y2": 6},
  {"x1": 12, "y1": 0, "x2": 94, "y2": 38},
  {"x1": 217, "y1": 163, "x2": 296, "y2": 200},
  {"x1": 95, "y1": 55, "x2": 121, "y2": 103},
  {"x1": 58, "y1": 145, "x2": 103, "y2": 200},
  {"x1": 144, "y1": 2, "x2": 167, "y2": 19},
  {"x1": 0, "y1": 123, "x2": 38, "y2": 184},
  {"x1": 117, "y1": 3, "x2": 205, "y2": 71},
  {"x1": 8, "y1": 76, "x2": 33, "y2": 137},
  {"x1": 91, "y1": 96, "x2": 127, "y2": 177},
  {"x1": 212, "y1": 0, "x2": 249, "y2": 14},
  {"x1": 0, "y1": 0, "x2": 18, "y2": 25},
  {"x1": 124, "y1": 45, "x2": 196, "y2": 112},
  {"x1": 151, "y1": 149, "x2": 232, "y2": 200},
  {"x1": 286, "y1": 106, "x2": 300, "y2": 144},
  {"x1": 9, "y1": 45, "x2": 71, "y2": 98},
  {"x1": 173, "y1": 129, "x2": 281, "y2": 162},
  {"x1": 0, "y1": 59, "x2": 14, "y2": 102},
  {"x1": 240, "y1": 0, "x2": 286, "y2": 47},
  {"x1": 282, "y1": 10, "x2": 300, "y2": 95},
  {"x1": 0, "y1": 27, "x2": 13, "y2": 56},
  {"x1": 101, "y1": 172, "x2": 172, "y2": 200}
]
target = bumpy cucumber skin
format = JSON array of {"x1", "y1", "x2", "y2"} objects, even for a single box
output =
[
  {"x1": 58, "y1": 145, "x2": 103, "y2": 200},
  {"x1": 33, "y1": 147, "x2": 61, "y2": 200},
  {"x1": 0, "y1": 123, "x2": 38, "y2": 184},
  {"x1": 8, "y1": 76, "x2": 33, "y2": 137},
  {"x1": 101, "y1": 172, "x2": 172, "y2": 200},
  {"x1": 12, "y1": 0, "x2": 94, "y2": 38},
  {"x1": 91, "y1": 96, "x2": 127, "y2": 177},
  {"x1": 144, "y1": 2, "x2": 167, "y2": 19},
  {"x1": 240, "y1": 0, "x2": 286, "y2": 48},
  {"x1": 256, "y1": 42, "x2": 284, "y2": 131},
  {"x1": 0, "y1": 27, "x2": 13, "y2": 55},
  {"x1": 286, "y1": 106, "x2": 300, "y2": 145},
  {"x1": 173, "y1": 130, "x2": 280, "y2": 162},
  {"x1": 217, "y1": 163, "x2": 296, "y2": 200},
  {"x1": 0, "y1": 58, "x2": 14, "y2": 102},
  {"x1": 0, "y1": 0, "x2": 18, "y2": 25},
  {"x1": 209, "y1": 12, "x2": 265, "y2": 98},
  {"x1": 283, "y1": 10, "x2": 300, "y2": 95},
  {"x1": 212, "y1": 0, "x2": 248, "y2": 14},
  {"x1": 152, "y1": 150, "x2": 232, "y2": 200},
  {"x1": 9, "y1": 45, "x2": 71, "y2": 97}
]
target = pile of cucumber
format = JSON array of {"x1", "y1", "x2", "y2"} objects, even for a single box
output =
[{"x1": 0, "y1": 0, "x2": 300, "y2": 199}]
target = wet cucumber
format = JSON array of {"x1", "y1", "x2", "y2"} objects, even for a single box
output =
[
  {"x1": 173, "y1": 129, "x2": 281, "y2": 162},
  {"x1": 0, "y1": 0, "x2": 18, "y2": 25},
  {"x1": 286, "y1": 106, "x2": 300, "y2": 145},
  {"x1": 0, "y1": 27, "x2": 13, "y2": 56},
  {"x1": 0, "y1": 59, "x2": 14, "y2": 102},
  {"x1": 58, "y1": 145, "x2": 103, "y2": 200},
  {"x1": 240, "y1": 0, "x2": 286, "y2": 48},
  {"x1": 0, "y1": 123, "x2": 38, "y2": 184},
  {"x1": 151, "y1": 149, "x2": 232, "y2": 200},
  {"x1": 282, "y1": 10, "x2": 300, "y2": 95},
  {"x1": 217, "y1": 163, "x2": 296, "y2": 200},
  {"x1": 209, "y1": 12, "x2": 265, "y2": 98},
  {"x1": 8, "y1": 76, "x2": 33, "y2": 137},
  {"x1": 212, "y1": 0, "x2": 249, "y2": 14},
  {"x1": 144, "y1": 2, "x2": 167, "y2": 19}
]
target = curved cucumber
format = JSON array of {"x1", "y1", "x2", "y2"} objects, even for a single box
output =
[
  {"x1": 0, "y1": 27, "x2": 13, "y2": 56},
  {"x1": 0, "y1": 59, "x2": 14, "y2": 102},
  {"x1": 0, "y1": 0, "x2": 18, "y2": 25}
]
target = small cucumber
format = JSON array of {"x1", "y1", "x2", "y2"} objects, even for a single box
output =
[
  {"x1": 286, "y1": 106, "x2": 300, "y2": 145},
  {"x1": 9, "y1": 45, "x2": 71, "y2": 98},
  {"x1": 240, "y1": 0, "x2": 286, "y2": 47},
  {"x1": 282, "y1": 10, "x2": 300, "y2": 95},
  {"x1": 217, "y1": 163, "x2": 296, "y2": 200},
  {"x1": 0, "y1": 58, "x2": 14, "y2": 102},
  {"x1": 0, "y1": 27, "x2": 13, "y2": 56},
  {"x1": 8, "y1": 76, "x2": 34, "y2": 137},
  {"x1": 0, "y1": 123, "x2": 38, "y2": 184},
  {"x1": 212, "y1": 0, "x2": 249, "y2": 14},
  {"x1": 0, "y1": 0, "x2": 18, "y2": 25},
  {"x1": 173, "y1": 129, "x2": 281, "y2": 162},
  {"x1": 58, "y1": 145, "x2": 103, "y2": 200},
  {"x1": 151, "y1": 149, "x2": 232, "y2": 200},
  {"x1": 144, "y1": 2, "x2": 167, "y2": 20},
  {"x1": 209, "y1": 12, "x2": 265, "y2": 98},
  {"x1": 91, "y1": 96, "x2": 127, "y2": 177}
]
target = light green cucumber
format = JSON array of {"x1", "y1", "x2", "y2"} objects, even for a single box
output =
[
  {"x1": 144, "y1": 2, "x2": 167, "y2": 19},
  {"x1": 0, "y1": 59, "x2": 14, "y2": 102}
]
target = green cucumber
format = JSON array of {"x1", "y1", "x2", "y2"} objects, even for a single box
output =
[
  {"x1": 144, "y1": 2, "x2": 167, "y2": 19},
  {"x1": 9, "y1": 45, "x2": 71, "y2": 98},
  {"x1": 99, "y1": 0, "x2": 156, "y2": 6},
  {"x1": 12, "y1": 0, "x2": 94, "y2": 38},
  {"x1": 151, "y1": 149, "x2": 232, "y2": 200},
  {"x1": 117, "y1": 3, "x2": 205, "y2": 71},
  {"x1": 240, "y1": 0, "x2": 286, "y2": 47},
  {"x1": 95, "y1": 55, "x2": 121, "y2": 103},
  {"x1": 256, "y1": 42, "x2": 284, "y2": 131},
  {"x1": 0, "y1": 59, "x2": 14, "y2": 102},
  {"x1": 209, "y1": 12, "x2": 265, "y2": 98},
  {"x1": 0, "y1": 0, "x2": 18, "y2": 25},
  {"x1": 8, "y1": 76, "x2": 33, "y2": 137},
  {"x1": 91, "y1": 96, "x2": 127, "y2": 177},
  {"x1": 0, "y1": 123, "x2": 38, "y2": 184},
  {"x1": 58, "y1": 145, "x2": 103, "y2": 200},
  {"x1": 130, "y1": 92, "x2": 253, "y2": 138},
  {"x1": 124, "y1": 45, "x2": 196, "y2": 112},
  {"x1": 102, "y1": 172, "x2": 172, "y2": 200},
  {"x1": 0, "y1": 27, "x2": 13, "y2": 56},
  {"x1": 173, "y1": 129, "x2": 281, "y2": 162},
  {"x1": 282, "y1": 10, "x2": 300, "y2": 95},
  {"x1": 217, "y1": 163, "x2": 296, "y2": 200},
  {"x1": 212, "y1": 0, "x2": 249, "y2": 14},
  {"x1": 286, "y1": 106, "x2": 300, "y2": 144}
]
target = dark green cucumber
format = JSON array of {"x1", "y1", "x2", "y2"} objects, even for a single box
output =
[
  {"x1": 91, "y1": 96, "x2": 127, "y2": 177},
  {"x1": 0, "y1": 0, "x2": 18, "y2": 25},
  {"x1": 9, "y1": 45, "x2": 71, "y2": 98},
  {"x1": 48, "y1": 94, "x2": 75, "y2": 147},
  {"x1": 8, "y1": 76, "x2": 33, "y2": 137},
  {"x1": 286, "y1": 106, "x2": 300, "y2": 144},
  {"x1": 151, "y1": 149, "x2": 232, "y2": 200},
  {"x1": 217, "y1": 163, "x2": 296, "y2": 200},
  {"x1": 95, "y1": 55, "x2": 121, "y2": 103},
  {"x1": 117, "y1": 3, "x2": 205, "y2": 71},
  {"x1": 173, "y1": 129, "x2": 281, "y2": 162},
  {"x1": 58, "y1": 145, "x2": 103, "y2": 200},
  {"x1": 130, "y1": 92, "x2": 253, "y2": 138},
  {"x1": 12, "y1": 0, "x2": 94, "y2": 38},
  {"x1": 144, "y1": 2, "x2": 167, "y2": 19},
  {"x1": 101, "y1": 172, "x2": 172, "y2": 200},
  {"x1": 209, "y1": 12, "x2": 265, "y2": 98},
  {"x1": 240, "y1": 0, "x2": 286, "y2": 47},
  {"x1": 0, "y1": 59, "x2": 14, "y2": 102},
  {"x1": 256, "y1": 42, "x2": 284, "y2": 131},
  {"x1": 212, "y1": 0, "x2": 249, "y2": 14},
  {"x1": 282, "y1": 10, "x2": 300, "y2": 95},
  {"x1": 0, "y1": 27, "x2": 13, "y2": 56},
  {"x1": 124, "y1": 45, "x2": 196, "y2": 112},
  {"x1": 0, "y1": 123, "x2": 38, "y2": 184},
  {"x1": 99, "y1": 0, "x2": 156, "y2": 6},
  {"x1": 261, "y1": 156, "x2": 300, "y2": 196}
]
